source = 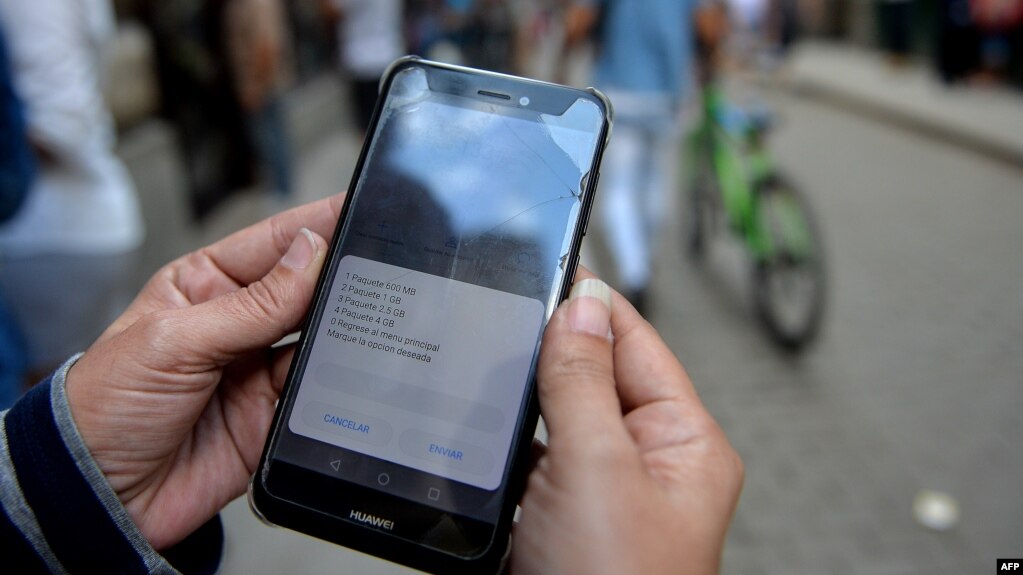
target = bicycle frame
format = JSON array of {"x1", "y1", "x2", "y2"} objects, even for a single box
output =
[{"x1": 688, "y1": 85, "x2": 776, "y2": 259}]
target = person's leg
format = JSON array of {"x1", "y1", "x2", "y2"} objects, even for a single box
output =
[
  {"x1": 642, "y1": 122, "x2": 681, "y2": 254},
  {"x1": 890, "y1": 1, "x2": 913, "y2": 56},
  {"x1": 256, "y1": 95, "x2": 294, "y2": 199},
  {"x1": 1011, "y1": 24, "x2": 1023, "y2": 88},
  {"x1": 599, "y1": 123, "x2": 650, "y2": 301}
]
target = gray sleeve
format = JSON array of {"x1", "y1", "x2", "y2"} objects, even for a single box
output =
[{"x1": 1, "y1": 354, "x2": 185, "y2": 574}]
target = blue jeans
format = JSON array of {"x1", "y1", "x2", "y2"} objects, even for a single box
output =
[
  {"x1": 248, "y1": 95, "x2": 294, "y2": 198},
  {"x1": 598, "y1": 90, "x2": 682, "y2": 292}
]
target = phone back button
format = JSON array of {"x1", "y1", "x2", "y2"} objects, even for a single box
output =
[{"x1": 303, "y1": 402, "x2": 394, "y2": 447}]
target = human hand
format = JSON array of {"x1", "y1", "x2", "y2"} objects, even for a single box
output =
[
  {"x1": 64, "y1": 195, "x2": 343, "y2": 550},
  {"x1": 512, "y1": 276, "x2": 743, "y2": 574}
]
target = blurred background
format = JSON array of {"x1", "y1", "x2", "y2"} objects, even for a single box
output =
[{"x1": 1, "y1": 0, "x2": 1021, "y2": 573}]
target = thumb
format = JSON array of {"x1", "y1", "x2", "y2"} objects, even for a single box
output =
[
  {"x1": 537, "y1": 279, "x2": 627, "y2": 444},
  {"x1": 182, "y1": 227, "x2": 327, "y2": 364}
]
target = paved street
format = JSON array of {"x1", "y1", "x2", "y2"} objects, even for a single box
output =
[
  {"x1": 666, "y1": 91, "x2": 1023, "y2": 574},
  {"x1": 161, "y1": 78, "x2": 1023, "y2": 574}
]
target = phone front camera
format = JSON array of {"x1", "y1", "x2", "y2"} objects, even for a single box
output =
[{"x1": 519, "y1": 96, "x2": 530, "y2": 107}]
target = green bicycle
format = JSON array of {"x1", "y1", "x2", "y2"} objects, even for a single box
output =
[{"x1": 686, "y1": 84, "x2": 825, "y2": 352}]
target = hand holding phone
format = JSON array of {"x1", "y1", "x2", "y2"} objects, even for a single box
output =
[
  {"x1": 56, "y1": 57, "x2": 744, "y2": 575},
  {"x1": 513, "y1": 276, "x2": 744, "y2": 574},
  {"x1": 58, "y1": 194, "x2": 741, "y2": 573},
  {"x1": 64, "y1": 196, "x2": 341, "y2": 549}
]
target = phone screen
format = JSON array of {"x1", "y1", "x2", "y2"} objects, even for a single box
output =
[{"x1": 262, "y1": 63, "x2": 606, "y2": 551}]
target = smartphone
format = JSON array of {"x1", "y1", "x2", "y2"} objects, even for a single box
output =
[{"x1": 250, "y1": 58, "x2": 611, "y2": 573}]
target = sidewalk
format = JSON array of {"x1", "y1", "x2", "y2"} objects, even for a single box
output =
[{"x1": 784, "y1": 41, "x2": 1023, "y2": 168}]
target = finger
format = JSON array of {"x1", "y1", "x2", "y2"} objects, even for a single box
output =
[
  {"x1": 537, "y1": 279, "x2": 630, "y2": 447},
  {"x1": 175, "y1": 228, "x2": 328, "y2": 366},
  {"x1": 604, "y1": 290, "x2": 723, "y2": 463},
  {"x1": 570, "y1": 265, "x2": 702, "y2": 414},
  {"x1": 570, "y1": 266, "x2": 705, "y2": 417},
  {"x1": 607, "y1": 291, "x2": 706, "y2": 418},
  {"x1": 95, "y1": 195, "x2": 344, "y2": 343},
  {"x1": 199, "y1": 193, "x2": 343, "y2": 288}
]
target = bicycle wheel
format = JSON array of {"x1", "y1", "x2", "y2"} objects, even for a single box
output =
[{"x1": 751, "y1": 173, "x2": 826, "y2": 352}]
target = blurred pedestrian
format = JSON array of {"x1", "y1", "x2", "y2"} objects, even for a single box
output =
[
  {"x1": 824, "y1": 0, "x2": 851, "y2": 39},
  {"x1": 323, "y1": 0, "x2": 404, "y2": 135},
  {"x1": 726, "y1": 0, "x2": 771, "y2": 66},
  {"x1": 876, "y1": 0, "x2": 914, "y2": 65},
  {"x1": 569, "y1": 0, "x2": 704, "y2": 313},
  {"x1": 224, "y1": 0, "x2": 295, "y2": 210},
  {"x1": 970, "y1": 0, "x2": 1023, "y2": 84},
  {"x1": 405, "y1": 0, "x2": 448, "y2": 58},
  {"x1": 936, "y1": 0, "x2": 979, "y2": 84},
  {"x1": 459, "y1": 0, "x2": 518, "y2": 73},
  {"x1": 765, "y1": 0, "x2": 800, "y2": 55},
  {"x1": 142, "y1": 0, "x2": 257, "y2": 215},
  {"x1": 513, "y1": 0, "x2": 562, "y2": 80},
  {"x1": 0, "y1": 0, "x2": 144, "y2": 378}
]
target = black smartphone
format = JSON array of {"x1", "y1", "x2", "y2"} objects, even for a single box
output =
[{"x1": 250, "y1": 58, "x2": 611, "y2": 574}]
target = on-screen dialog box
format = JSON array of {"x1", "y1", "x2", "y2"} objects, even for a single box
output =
[{"x1": 289, "y1": 255, "x2": 545, "y2": 490}]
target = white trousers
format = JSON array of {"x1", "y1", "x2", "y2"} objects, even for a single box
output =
[{"x1": 599, "y1": 91, "x2": 681, "y2": 292}]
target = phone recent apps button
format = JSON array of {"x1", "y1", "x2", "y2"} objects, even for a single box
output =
[
  {"x1": 302, "y1": 402, "x2": 393, "y2": 447},
  {"x1": 398, "y1": 430, "x2": 494, "y2": 476}
]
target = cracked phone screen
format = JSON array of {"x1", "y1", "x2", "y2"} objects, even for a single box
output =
[
  {"x1": 342, "y1": 67, "x2": 601, "y2": 307},
  {"x1": 275, "y1": 66, "x2": 604, "y2": 518}
]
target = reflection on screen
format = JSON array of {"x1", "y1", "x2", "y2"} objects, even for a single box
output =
[{"x1": 344, "y1": 69, "x2": 601, "y2": 305}]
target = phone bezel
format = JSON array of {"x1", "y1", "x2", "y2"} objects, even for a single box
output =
[{"x1": 250, "y1": 57, "x2": 612, "y2": 574}]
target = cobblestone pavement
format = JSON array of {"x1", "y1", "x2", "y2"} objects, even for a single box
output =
[{"x1": 204, "y1": 86, "x2": 1022, "y2": 574}]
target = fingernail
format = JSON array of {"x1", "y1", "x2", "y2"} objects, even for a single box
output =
[
  {"x1": 566, "y1": 279, "x2": 612, "y2": 337},
  {"x1": 281, "y1": 228, "x2": 317, "y2": 270}
]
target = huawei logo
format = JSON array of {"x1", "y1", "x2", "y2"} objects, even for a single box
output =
[{"x1": 350, "y1": 509, "x2": 396, "y2": 531}]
